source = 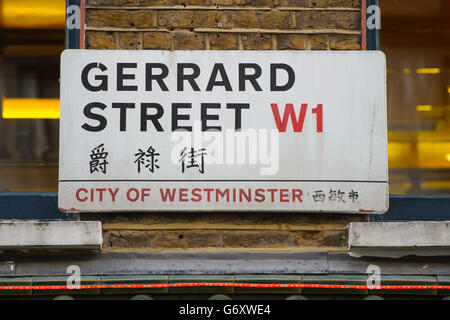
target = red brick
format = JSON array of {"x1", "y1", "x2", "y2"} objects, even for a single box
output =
[
  {"x1": 310, "y1": 34, "x2": 328, "y2": 49},
  {"x1": 106, "y1": 231, "x2": 151, "y2": 248},
  {"x1": 158, "y1": 10, "x2": 223, "y2": 28},
  {"x1": 293, "y1": 230, "x2": 346, "y2": 248},
  {"x1": 222, "y1": 231, "x2": 291, "y2": 248},
  {"x1": 150, "y1": 231, "x2": 221, "y2": 248},
  {"x1": 277, "y1": 33, "x2": 307, "y2": 49},
  {"x1": 87, "y1": 9, "x2": 128, "y2": 27},
  {"x1": 87, "y1": 0, "x2": 136, "y2": 5},
  {"x1": 119, "y1": 32, "x2": 140, "y2": 49},
  {"x1": 86, "y1": 31, "x2": 117, "y2": 49},
  {"x1": 213, "y1": 0, "x2": 272, "y2": 6},
  {"x1": 137, "y1": 0, "x2": 169, "y2": 5},
  {"x1": 129, "y1": 10, "x2": 155, "y2": 27},
  {"x1": 143, "y1": 31, "x2": 171, "y2": 49},
  {"x1": 296, "y1": 11, "x2": 360, "y2": 30},
  {"x1": 173, "y1": 31, "x2": 205, "y2": 49},
  {"x1": 329, "y1": 34, "x2": 360, "y2": 49},
  {"x1": 279, "y1": 0, "x2": 309, "y2": 7},
  {"x1": 225, "y1": 10, "x2": 294, "y2": 29},
  {"x1": 242, "y1": 33, "x2": 272, "y2": 49},
  {"x1": 87, "y1": 9, "x2": 155, "y2": 28},
  {"x1": 208, "y1": 33, "x2": 239, "y2": 49},
  {"x1": 167, "y1": 0, "x2": 212, "y2": 4},
  {"x1": 311, "y1": 0, "x2": 360, "y2": 8}
]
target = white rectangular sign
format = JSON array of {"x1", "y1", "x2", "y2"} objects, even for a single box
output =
[{"x1": 59, "y1": 50, "x2": 388, "y2": 213}]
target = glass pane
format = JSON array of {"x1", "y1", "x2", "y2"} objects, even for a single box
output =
[
  {"x1": 380, "y1": 0, "x2": 450, "y2": 195},
  {"x1": 0, "y1": 8, "x2": 64, "y2": 191}
]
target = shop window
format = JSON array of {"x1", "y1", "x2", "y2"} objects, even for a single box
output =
[
  {"x1": 0, "y1": 0, "x2": 64, "y2": 191},
  {"x1": 380, "y1": 0, "x2": 450, "y2": 194}
]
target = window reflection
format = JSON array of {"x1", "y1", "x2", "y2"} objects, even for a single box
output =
[
  {"x1": 0, "y1": 0, "x2": 64, "y2": 191},
  {"x1": 381, "y1": 0, "x2": 450, "y2": 194}
]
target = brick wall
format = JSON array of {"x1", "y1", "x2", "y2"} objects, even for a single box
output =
[
  {"x1": 81, "y1": 212, "x2": 368, "y2": 252},
  {"x1": 85, "y1": 0, "x2": 361, "y2": 51},
  {"x1": 82, "y1": 0, "x2": 366, "y2": 252}
]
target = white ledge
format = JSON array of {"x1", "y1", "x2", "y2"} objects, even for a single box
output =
[
  {"x1": 0, "y1": 221, "x2": 102, "y2": 251},
  {"x1": 349, "y1": 221, "x2": 450, "y2": 258}
]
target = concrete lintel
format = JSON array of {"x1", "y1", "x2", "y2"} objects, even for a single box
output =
[
  {"x1": 0, "y1": 221, "x2": 102, "y2": 251},
  {"x1": 349, "y1": 221, "x2": 450, "y2": 258}
]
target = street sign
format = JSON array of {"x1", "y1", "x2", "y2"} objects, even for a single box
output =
[{"x1": 59, "y1": 50, "x2": 388, "y2": 213}]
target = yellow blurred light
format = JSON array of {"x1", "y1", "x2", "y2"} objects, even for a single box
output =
[
  {"x1": 0, "y1": 0, "x2": 66, "y2": 29},
  {"x1": 2, "y1": 98, "x2": 60, "y2": 119},
  {"x1": 388, "y1": 141, "x2": 450, "y2": 169},
  {"x1": 416, "y1": 105, "x2": 432, "y2": 111},
  {"x1": 446, "y1": 154, "x2": 450, "y2": 162},
  {"x1": 418, "y1": 142, "x2": 450, "y2": 169},
  {"x1": 387, "y1": 142, "x2": 418, "y2": 168},
  {"x1": 402, "y1": 68, "x2": 411, "y2": 74},
  {"x1": 416, "y1": 68, "x2": 440, "y2": 74},
  {"x1": 421, "y1": 181, "x2": 450, "y2": 191}
]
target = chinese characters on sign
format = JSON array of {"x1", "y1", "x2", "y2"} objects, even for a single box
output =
[
  {"x1": 89, "y1": 144, "x2": 108, "y2": 174},
  {"x1": 134, "y1": 146, "x2": 160, "y2": 173},
  {"x1": 312, "y1": 190, "x2": 359, "y2": 203},
  {"x1": 179, "y1": 147, "x2": 207, "y2": 174},
  {"x1": 89, "y1": 145, "x2": 209, "y2": 175}
]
